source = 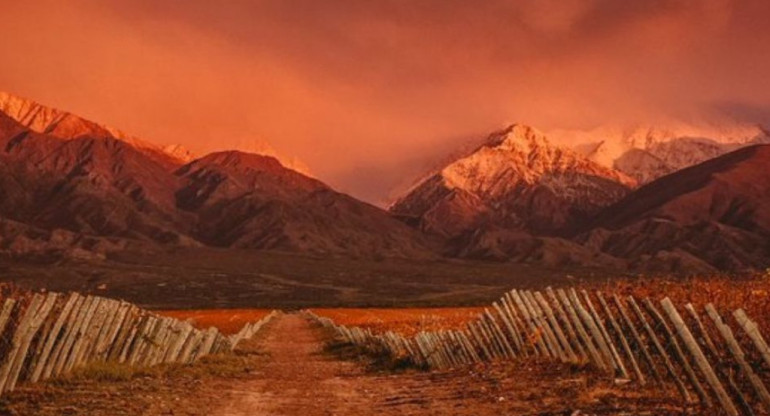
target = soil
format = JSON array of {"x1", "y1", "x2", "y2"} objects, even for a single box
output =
[{"x1": 0, "y1": 313, "x2": 686, "y2": 416}]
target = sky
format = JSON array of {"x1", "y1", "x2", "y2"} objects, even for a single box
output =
[{"x1": 2, "y1": 0, "x2": 770, "y2": 205}]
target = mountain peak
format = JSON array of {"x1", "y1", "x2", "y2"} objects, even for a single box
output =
[
  {"x1": 484, "y1": 123, "x2": 549, "y2": 152},
  {"x1": 0, "y1": 91, "x2": 189, "y2": 167},
  {"x1": 192, "y1": 150, "x2": 287, "y2": 172},
  {"x1": 548, "y1": 119, "x2": 770, "y2": 184},
  {"x1": 392, "y1": 123, "x2": 636, "y2": 236}
]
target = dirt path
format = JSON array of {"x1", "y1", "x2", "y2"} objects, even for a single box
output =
[
  {"x1": 211, "y1": 314, "x2": 680, "y2": 416},
  {"x1": 212, "y1": 313, "x2": 510, "y2": 416},
  {"x1": 213, "y1": 313, "x2": 382, "y2": 415}
]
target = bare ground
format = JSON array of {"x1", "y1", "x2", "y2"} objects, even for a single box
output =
[{"x1": 1, "y1": 313, "x2": 686, "y2": 415}]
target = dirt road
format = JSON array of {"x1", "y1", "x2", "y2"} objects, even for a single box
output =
[
  {"x1": 211, "y1": 313, "x2": 680, "y2": 416},
  {"x1": 213, "y1": 313, "x2": 484, "y2": 415}
]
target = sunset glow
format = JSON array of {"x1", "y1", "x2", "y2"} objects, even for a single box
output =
[{"x1": 2, "y1": 0, "x2": 769, "y2": 204}]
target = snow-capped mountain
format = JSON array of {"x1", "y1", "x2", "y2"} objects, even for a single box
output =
[
  {"x1": 549, "y1": 121, "x2": 770, "y2": 183},
  {"x1": 391, "y1": 124, "x2": 636, "y2": 237},
  {"x1": 0, "y1": 91, "x2": 192, "y2": 167}
]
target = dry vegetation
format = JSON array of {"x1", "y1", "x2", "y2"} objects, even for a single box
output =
[
  {"x1": 156, "y1": 309, "x2": 273, "y2": 335},
  {"x1": 591, "y1": 273, "x2": 770, "y2": 332},
  {"x1": 314, "y1": 272, "x2": 770, "y2": 336},
  {"x1": 311, "y1": 307, "x2": 483, "y2": 336},
  {"x1": 0, "y1": 334, "x2": 270, "y2": 416}
]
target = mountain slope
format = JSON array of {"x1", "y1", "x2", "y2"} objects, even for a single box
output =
[
  {"x1": 551, "y1": 122, "x2": 769, "y2": 184},
  {"x1": 578, "y1": 145, "x2": 770, "y2": 271},
  {"x1": 391, "y1": 124, "x2": 636, "y2": 238},
  {"x1": 0, "y1": 112, "x2": 196, "y2": 245},
  {"x1": 176, "y1": 151, "x2": 435, "y2": 257},
  {"x1": 0, "y1": 92, "x2": 434, "y2": 259}
]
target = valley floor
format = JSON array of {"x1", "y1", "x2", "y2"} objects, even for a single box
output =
[{"x1": 1, "y1": 313, "x2": 683, "y2": 415}]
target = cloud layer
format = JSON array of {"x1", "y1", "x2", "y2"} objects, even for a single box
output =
[{"x1": 2, "y1": 0, "x2": 769, "y2": 204}]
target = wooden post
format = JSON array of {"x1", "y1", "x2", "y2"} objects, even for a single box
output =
[
  {"x1": 628, "y1": 296, "x2": 692, "y2": 403},
  {"x1": 511, "y1": 290, "x2": 550, "y2": 357},
  {"x1": 476, "y1": 318, "x2": 503, "y2": 359},
  {"x1": 178, "y1": 330, "x2": 203, "y2": 364},
  {"x1": 483, "y1": 309, "x2": 516, "y2": 359},
  {"x1": 97, "y1": 302, "x2": 131, "y2": 361},
  {"x1": 733, "y1": 309, "x2": 770, "y2": 370},
  {"x1": 597, "y1": 292, "x2": 644, "y2": 384},
  {"x1": 612, "y1": 294, "x2": 662, "y2": 382},
  {"x1": 44, "y1": 295, "x2": 85, "y2": 379},
  {"x1": 683, "y1": 303, "x2": 755, "y2": 414},
  {"x1": 108, "y1": 305, "x2": 139, "y2": 362},
  {"x1": 661, "y1": 297, "x2": 738, "y2": 416},
  {"x1": 642, "y1": 298, "x2": 707, "y2": 405},
  {"x1": 705, "y1": 303, "x2": 770, "y2": 410},
  {"x1": 558, "y1": 289, "x2": 606, "y2": 370},
  {"x1": 547, "y1": 287, "x2": 586, "y2": 360},
  {"x1": 570, "y1": 289, "x2": 615, "y2": 371},
  {"x1": 522, "y1": 291, "x2": 565, "y2": 361},
  {"x1": 0, "y1": 294, "x2": 44, "y2": 392},
  {"x1": 459, "y1": 330, "x2": 481, "y2": 363},
  {"x1": 30, "y1": 293, "x2": 79, "y2": 382},
  {"x1": 581, "y1": 290, "x2": 628, "y2": 378},
  {"x1": 533, "y1": 291, "x2": 578, "y2": 363},
  {"x1": 66, "y1": 297, "x2": 102, "y2": 372},
  {"x1": 501, "y1": 293, "x2": 530, "y2": 357},
  {"x1": 5, "y1": 292, "x2": 58, "y2": 392},
  {"x1": 493, "y1": 302, "x2": 524, "y2": 354},
  {"x1": 467, "y1": 323, "x2": 493, "y2": 361},
  {"x1": 0, "y1": 299, "x2": 17, "y2": 337},
  {"x1": 119, "y1": 313, "x2": 146, "y2": 363}
]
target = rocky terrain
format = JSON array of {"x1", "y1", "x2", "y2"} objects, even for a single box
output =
[
  {"x1": 1, "y1": 91, "x2": 768, "y2": 273},
  {"x1": 577, "y1": 144, "x2": 770, "y2": 273},
  {"x1": 391, "y1": 124, "x2": 636, "y2": 237},
  {"x1": 0, "y1": 92, "x2": 433, "y2": 260},
  {"x1": 392, "y1": 123, "x2": 770, "y2": 272}
]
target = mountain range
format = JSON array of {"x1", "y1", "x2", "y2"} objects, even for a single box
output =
[
  {"x1": 0, "y1": 92, "x2": 433, "y2": 260},
  {"x1": 0, "y1": 91, "x2": 767, "y2": 273}
]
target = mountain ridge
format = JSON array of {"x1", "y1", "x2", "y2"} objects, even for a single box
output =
[{"x1": 0, "y1": 93, "x2": 434, "y2": 260}]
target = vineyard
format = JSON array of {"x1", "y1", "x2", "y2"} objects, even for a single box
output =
[
  {"x1": 157, "y1": 309, "x2": 275, "y2": 335},
  {"x1": 0, "y1": 288, "x2": 277, "y2": 396},
  {"x1": 309, "y1": 276, "x2": 770, "y2": 415}
]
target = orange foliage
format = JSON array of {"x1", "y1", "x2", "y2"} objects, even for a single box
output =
[
  {"x1": 591, "y1": 274, "x2": 770, "y2": 333},
  {"x1": 156, "y1": 309, "x2": 273, "y2": 335},
  {"x1": 313, "y1": 274, "x2": 770, "y2": 336},
  {"x1": 311, "y1": 307, "x2": 484, "y2": 336}
]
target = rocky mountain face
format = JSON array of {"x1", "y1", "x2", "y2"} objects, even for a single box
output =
[
  {"x1": 550, "y1": 122, "x2": 769, "y2": 184},
  {"x1": 175, "y1": 151, "x2": 432, "y2": 256},
  {"x1": 391, "y1": 124, "x2": 636, "y2": 238},
  {"x1": 0, "y1": 92, "x2": 433, "y2": 259},
  {"x1": 577, "y1": 144, "x2": 770, "y2": 273},
  {"x1": 390, "y1": 123, "x2": 770, "y2": 272}
]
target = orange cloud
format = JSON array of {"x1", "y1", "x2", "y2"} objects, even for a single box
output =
[{"x1": 1, "y1": 0, "x2": 769, "y2": 205}]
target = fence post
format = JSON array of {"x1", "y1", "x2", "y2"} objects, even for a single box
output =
[{"x1": 661, "y1": 298, "x2": 738, "y2": 416}]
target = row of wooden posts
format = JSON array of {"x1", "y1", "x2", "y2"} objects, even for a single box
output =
[
  {"x1": 0, "y1": 291, "x2": 276, "y2": 395},
  {"x1": 307, "y1": 287, "x2": 770, "y2": 416}
]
